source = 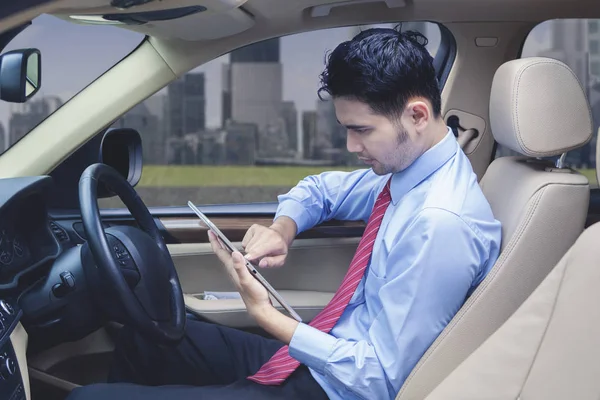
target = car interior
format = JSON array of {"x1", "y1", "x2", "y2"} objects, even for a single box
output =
[{"x1": 0, "y1": 0, "x2": 598, "y2": 399}]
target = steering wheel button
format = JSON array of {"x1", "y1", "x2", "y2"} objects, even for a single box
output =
[{"x1": 60, "y1": 272, "x2": 76, "y2": 289}]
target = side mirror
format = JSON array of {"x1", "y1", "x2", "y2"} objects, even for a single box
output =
[
  {"x1": 97, "y1": 127, "x2": 143, "y2": 197},
  {"x1": 0, "y1": 48, "x2": 41, "y2": 103},
  {"x1": 46, "y1": 126, "x2": 144, "y2": 209}
]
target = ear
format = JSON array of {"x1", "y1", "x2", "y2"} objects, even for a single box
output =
[{"x1": 405, "y1": 100, "x2": 432, "y2": 130}]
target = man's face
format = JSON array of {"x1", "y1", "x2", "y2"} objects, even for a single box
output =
[{"x1": 334, "y1": 97, "x2": 423, "y2": 175}]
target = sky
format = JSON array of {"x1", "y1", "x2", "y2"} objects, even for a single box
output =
[{"x1": 0, "y1": 14, "x2": 551, "y2": 133}]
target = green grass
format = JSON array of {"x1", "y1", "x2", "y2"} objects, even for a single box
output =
[
  {"x1": 138, "y1": 165, "x2": 360, "y2": 187},
  {"x1": 138, "y1": 165, "x2": 600, "y2": 188}
]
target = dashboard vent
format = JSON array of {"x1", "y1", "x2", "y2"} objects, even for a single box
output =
[{"x1": 49, "y1": 221, "x2": 69, "y2": 242}]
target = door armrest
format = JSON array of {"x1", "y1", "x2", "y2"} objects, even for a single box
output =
[{"x1": 184, "y1": 290, "x2": 333, "y2": 328}]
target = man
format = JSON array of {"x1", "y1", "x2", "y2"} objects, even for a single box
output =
[{"x1": 68, "y1": 28, "x2": 501, "y2": 400}]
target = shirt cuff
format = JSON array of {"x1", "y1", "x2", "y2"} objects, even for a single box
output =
[
  {"x1": 275, "y1": 200, "x2": 312, "y2": 234},
  {"x1": 288, "y1": 322, "x2": 337, "y2": 374}
]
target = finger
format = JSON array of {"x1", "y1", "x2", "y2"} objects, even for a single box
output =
[
  {"x1": 208, "y1": 231, "x2": 225, "y2": 253},
  {"x1": 243, "y1": 231, "x2": 265, "y2": 259},
  {"x1": 232, "y1": 252, "x2": 252, "y2": 285},
  {"x1": 208, "y1": 230, "x2": 219, "y2": 250},
  {"x1": 241, "y1": 226, "x2": 256, "y2": 249},
  {"x1": 258, "y1": 254, "x2": 286, "y2": 268},
  {"x1": 207, "y1": 234, "x2": 242, "y2": 289},
  {"x1": 245, "y1": 240, "x2": 285, "y2": 261},
  {"x1": 208, "y1": 232, "x2": 234, "y2": 265},
  {"x1": 208, "y1": 231, "x2": 223, "y2": 249},
  {"x1": 210, "y1": 231, "x2": 229, "y2": 252},
  {"x1": 232, "y1": 252, "x2": 256, "y2": 288}
]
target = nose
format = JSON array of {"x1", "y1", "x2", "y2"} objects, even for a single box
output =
[{"x1": 346, "y1": 131, "x2": 363, "y2": 153}]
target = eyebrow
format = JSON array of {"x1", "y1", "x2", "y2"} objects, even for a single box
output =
[{"x1": 336, "y1": 119, "x2": 372, "y2": 130}]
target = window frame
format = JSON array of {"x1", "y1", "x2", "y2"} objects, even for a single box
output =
[{"x1": 0, "y1": 16, "x2": 146, "y2": 157}]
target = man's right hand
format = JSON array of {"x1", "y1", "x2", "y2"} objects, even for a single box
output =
[{"x1": 242, "y1": 216, "x2": 297, "y2": 268}]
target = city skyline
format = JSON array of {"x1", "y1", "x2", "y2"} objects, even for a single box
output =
[
  {"x1": 0, "y1": 14, "x2": 591, "y2": 167},
  {"x1": 0, "y1": 15, "x2": 442, "y2": 133}
]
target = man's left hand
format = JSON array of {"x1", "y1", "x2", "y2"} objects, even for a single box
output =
[
  {"x1": 208, "y1": 231, "x2": 272, "y2": 319},
  {"x1": 207, "y1": 230, "x2": 300, "y2": 344}
]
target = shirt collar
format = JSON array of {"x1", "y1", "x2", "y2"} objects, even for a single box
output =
[{"x1": 390, "y1": 127, "x2": 458, "y2": 205}]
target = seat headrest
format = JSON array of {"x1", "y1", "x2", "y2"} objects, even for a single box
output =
[{"x1": 490, "y1": 57, "x2": 593, "y2": 158}]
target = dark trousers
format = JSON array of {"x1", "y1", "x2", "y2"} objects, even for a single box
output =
[{"x1": 66, "y1": 319, "x2": 329, "y2": 399}]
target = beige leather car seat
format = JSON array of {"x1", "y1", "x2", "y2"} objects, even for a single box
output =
[
  {"x1": 397, "y1": 57, "x2": 593, "y2": 399},
  {"x1": 424, "y1": 139, "x2": 600, "y2": 399}
]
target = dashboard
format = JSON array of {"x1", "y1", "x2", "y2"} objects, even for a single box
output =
[
  {"x1": 0, "y1": 229, "x2": 29, "y2": 272},
  {"x1": 0, "y1": 177, "x2": 61, "y2": 289},
  {"x1": 0, "y1": 176, "x2": 63, "y2": 400},
  {"x1": 0, "y1": 298, "x2": 25, "y2": 400}
]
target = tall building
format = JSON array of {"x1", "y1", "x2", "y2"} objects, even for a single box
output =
[
  {"x1": 224, "y1": 121, "x2": 258, "y2": 165},
  {"x1": 167, "y1": 73, "x2": 206, "y2": 164},
  {"x1": 588, "y1": 20, "x2": 600, "y2": 169},
  {"x1": 302, "y1": 110, "x2": 317, "y2": 159},
  {"x1": 9, "y1": 96, "x2": 62, "y2": 145},
  {"x1": 228, "y1": 38, "x2": 286, "y2": 156},
  {"x1": 589, "y1": 21, "x2": 600, "y2": 76},
  {"x1": 315, "y1": 99, "x2": 345, "y2": 159},
  {"x1": 230, "y1": 38, "x2": 279, "y2": 63},
  {"x1": 113, "y1": 101, "x2": 163, "y2": 164},
  {"x1": 199, "y1": 129, "x2": 227, "y2": 165},
  {"x1": 221, "y1": 63, "x2": 232, "y2": 127},
  {"x1": 166, "y1": 133, "x2": 202, "y2": 165},
  {"x1": 263, "y1": 116, "x2": 289, "y2": 156},
  {"x1": 168, "y1": 73, "x2": 206, "y2": 138},
  {"x1": 540, "y1": 20, "x2": 588, "y2": 86},
  {"x1": 280, "y1": 101, "x2": 298, "y2": 153},
  {"x1": 144, "y1": 94, "x2": 166, "y2": 120}
]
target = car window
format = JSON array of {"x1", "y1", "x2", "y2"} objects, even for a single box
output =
[
  {"x1": 100, "y1": 22, "x2": 449, "y2": 208},
  {"x1": 0, "y1": 14, "x2": 143, "y2": 155},
  {"x1": 507, "y1": 19, "x2": 600, "y2": 187}
]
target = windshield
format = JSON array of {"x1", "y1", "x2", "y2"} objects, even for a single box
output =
[{"x1": 0, "y1": 14, "x2": 143, "y2": 155}]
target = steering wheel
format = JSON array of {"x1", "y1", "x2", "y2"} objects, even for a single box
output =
[{"x1": 79, "y1": 163, "x2": 186, "y2": 343}]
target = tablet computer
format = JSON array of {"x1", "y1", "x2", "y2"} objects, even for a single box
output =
[{"x1": 187, "y1": 201, "x2": 303, "y2": 322}]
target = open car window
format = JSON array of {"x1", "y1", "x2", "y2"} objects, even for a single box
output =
[{"x1": 100, "y1": 21, "x2": 452, "y2": 208}]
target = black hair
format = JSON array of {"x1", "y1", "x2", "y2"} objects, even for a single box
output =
[{"x1": 318, "y1": 27, "x2": 442, "y2": 119}]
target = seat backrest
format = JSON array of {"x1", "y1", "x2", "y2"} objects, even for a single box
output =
[
  {"x1": 397, "y1": 57, "x2": 593, "y2": 399},
  {"x1": 424, "y1": 218, "x2": 600, "y2": 400}
]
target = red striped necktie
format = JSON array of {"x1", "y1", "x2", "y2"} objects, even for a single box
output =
[{"x1": 248, "y1": 178, "x2": 393, "y2": 385}]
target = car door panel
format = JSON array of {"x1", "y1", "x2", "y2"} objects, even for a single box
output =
[
  {"x1": 168, "y1": 237, "x2": 359, "y2": 328},
  {"x1": 183, "y1": 291, "x2": 335, "y2": 328},
  {"x1": 50, "y1": 205, "x2": 364, "y2": 329}
]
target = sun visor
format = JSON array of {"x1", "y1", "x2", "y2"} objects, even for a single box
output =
[
  {"x1": 102, "y1": 6, "x2": 208, "y2": 25},
  {"x1": 55, "y1": 0, "x2": 254, "y2": 41}
]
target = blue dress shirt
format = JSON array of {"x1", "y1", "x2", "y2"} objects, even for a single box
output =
[{"x1": 275, "y1": 129, "x2": 502, "y2": 400}]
